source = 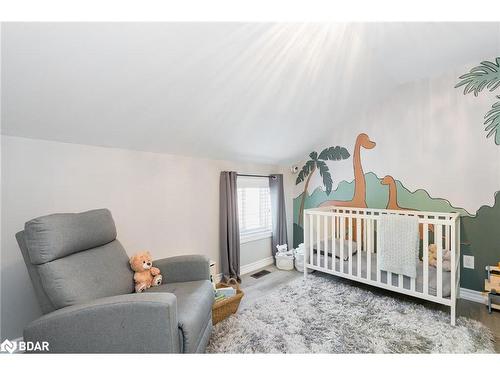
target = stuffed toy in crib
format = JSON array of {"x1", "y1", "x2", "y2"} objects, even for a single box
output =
[
  {"x1": 129, "y1": 251, "x2": 163, "y2": 293},
  {"x1": 427, "y1": 244, "x2": 451, "y2": 272}
]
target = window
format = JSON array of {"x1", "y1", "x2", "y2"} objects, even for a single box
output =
[{"x1": 237, "y1": 176, "x2": 272, "y2": 243}]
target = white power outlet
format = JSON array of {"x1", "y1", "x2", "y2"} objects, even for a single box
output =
[{"x1": 463, "y1": 255, "x2": 475, "y2": 269}]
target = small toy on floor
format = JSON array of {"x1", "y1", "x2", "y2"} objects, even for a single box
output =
[
  {"x1": 129, "y1": 251, "x2": 163, "y2": 293},
  {"x1": 276, "y1": 243, "x2": 293, "y2": 257},
  {"x1": 275, "y1": 243, "x2": 294, "y2": 270}
]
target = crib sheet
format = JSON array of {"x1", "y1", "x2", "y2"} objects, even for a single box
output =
[{"x1": 313, "y1": 238, "x2": 358, "y2": 260}]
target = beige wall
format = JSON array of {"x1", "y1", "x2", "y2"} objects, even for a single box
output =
[{"x1": 0, "y1": 135, "x2": 293, "y2": 339}]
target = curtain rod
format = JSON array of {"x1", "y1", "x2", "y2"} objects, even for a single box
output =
[{"x1": 237, "y1": 173, "x2": 276, "y2": 179}]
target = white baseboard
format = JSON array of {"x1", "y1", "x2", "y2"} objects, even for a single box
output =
[
  {"x1": 240, "y1": 256, "x2": 274, "y2": 276},
  {"x1": 460, "y1": 287, "x2": 487, "y2": 304}
]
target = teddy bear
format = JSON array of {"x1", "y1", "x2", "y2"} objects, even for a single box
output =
[
  {"x1": 129, "y1": 251, "x2": 163, "y2": 293},
  {"x1": 427, "y1": 244, "x2": 451, "y2": 272}
]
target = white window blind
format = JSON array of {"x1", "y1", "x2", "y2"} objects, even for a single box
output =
[{"x1": 237, "y1": 176, "x2": 272, "y2": 243}]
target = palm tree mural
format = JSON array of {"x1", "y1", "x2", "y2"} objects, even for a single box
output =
[
  {"x1": 296, "y1": 146, "x2": 350, "y2": 225},
  {"x1": 455, "y1": 57, "x2": 500, "y2": 145}
]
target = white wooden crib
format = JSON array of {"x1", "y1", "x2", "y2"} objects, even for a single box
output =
[{"x1": 303, "y1": 206, "x2": 460, "y2": 325}]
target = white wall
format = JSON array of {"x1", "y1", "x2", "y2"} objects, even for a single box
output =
[{"x1": 0, "y1": 135, "x2": 293, "y2": 340}]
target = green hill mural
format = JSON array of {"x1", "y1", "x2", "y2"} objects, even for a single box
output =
[
  {"x1": 293, "y1": 172, "x2": 471, "y2": 246},
  {"x1": 461, "y1": 191, "x2": 500, "y2": 291}
]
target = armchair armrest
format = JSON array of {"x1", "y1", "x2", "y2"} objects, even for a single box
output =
[
  {"x1": 155, "y1": 255, "x2": 210, "y2": 284},
  {"x1": 24, "y1": 293, "x2": 179, "y2": 353}
]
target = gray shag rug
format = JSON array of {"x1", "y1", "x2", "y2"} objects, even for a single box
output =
[{"x1": 206, "y1": 273, "x2": 495, "y2": 353}]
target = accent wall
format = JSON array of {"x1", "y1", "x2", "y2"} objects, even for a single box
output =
[{"x1": 293, "y1": 60, "x2": 500, "y2": 293}]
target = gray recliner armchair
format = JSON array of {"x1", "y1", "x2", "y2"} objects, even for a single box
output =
[{"x1": 16, "y1": 209, "x2": 214, "y2": 353}]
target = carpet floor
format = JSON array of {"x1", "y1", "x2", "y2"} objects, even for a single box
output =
[{"x1": 206, "y1": 273, "x2": 495, "y2": 353}]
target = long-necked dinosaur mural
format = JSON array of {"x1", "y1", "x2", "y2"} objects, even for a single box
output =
[
  {"x1": 319, "y1": 133, "x2": 376, "y2": 208},
  {"x1": 381, "y1": 175, "x2": 406, "y2": 210},
  {"x1": 381, "y1": 175, "x2": 434, "y2": 239}
]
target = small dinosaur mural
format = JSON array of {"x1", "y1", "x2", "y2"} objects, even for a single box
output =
[
  {"x1": 381, "y1": 175, "x2": 406, "y2": 210},
  {"x1": 381, "y1": 175, "x2": 434, "y2": 239}
]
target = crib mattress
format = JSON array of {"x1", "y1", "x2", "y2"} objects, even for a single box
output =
[
  {"x1": 310, "y1": 250, "x2": 452, "y2": 298},
  {"x1": 314, "y1": 238, "x2": 359, "y2": 260}
]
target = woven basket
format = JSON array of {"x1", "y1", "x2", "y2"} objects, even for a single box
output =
[{"x1": 212, "y1": 281, "x2": 244, "y2": 325}]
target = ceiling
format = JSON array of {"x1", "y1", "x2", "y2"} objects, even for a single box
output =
[{"x1": 2, "y1": 22, "x2": 500, "y2": 164}]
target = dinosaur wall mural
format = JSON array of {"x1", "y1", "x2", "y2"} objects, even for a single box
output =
[
  {"x1": 380, "y1": 174, "x2": 435, "y2": 239},
  {"x1": 381, "y1": 175, "x2": 404, "y2": 210},
  {"x1": 293, "y1": 131, "x2": 500, "y2": 293}
]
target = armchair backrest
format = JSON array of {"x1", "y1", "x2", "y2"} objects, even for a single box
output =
[{"x1": 16, "y1": 209, "x2": 134, "y2": 312}]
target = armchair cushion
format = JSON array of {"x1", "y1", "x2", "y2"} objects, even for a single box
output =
[
  {"x1": 25, "y1": 208, "x2": 117, "y2": 265},
  {"x1": 37, "y1": 240, "x2": 134, "y2": 309},
  {"x1": 155, "y1": 255, "x2": 210, "y2": 284},
  {"x1": 145, "y1": 280, "x2": 214, "y2": 353}
]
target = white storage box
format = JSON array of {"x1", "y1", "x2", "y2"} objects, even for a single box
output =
[
  {"x1": 294, "y1": 244, "x2": 313, "y2": 273},
  {"x1": 276, "y1": 255, "x2": 294, "y2": 270}
]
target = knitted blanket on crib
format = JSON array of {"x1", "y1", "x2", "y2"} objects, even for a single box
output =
[{"x1": 378, "y1": 214, "x2": 419, "y2": 278}]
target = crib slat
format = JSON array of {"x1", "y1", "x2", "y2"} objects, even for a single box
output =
[
  {"x1": 423, "y1": 222, "x2": 429, "y2": 295},
  {"x1": 331, "y1": 216, "x2": 335, "y2": 271},
  {"x1": 357, "y1": 216, "x2": 362, "y2": 278},
  {"x1": 450, "y1": 222, "x2": 460, "y2": 324},
  {"x1": 398, "y1": 274, "x2": 403, "y2": 289},
  {"x1": 410, "y1": 277, "x2": 416, "y2": 291},
  {"x1": 456, "y1": 221, "x2": 461, "y2": 302},
  {"x1": 340, "y1": 217, "x2": 345, "y2": 273},
  {"x1": 445, "y1": 225, "x2": 450, "y2": 251},
  {"x1": 324, "y1": 215, "x2": 328, "y2": 269},
  {"x1": 304, "y1": 212, "x2": 309, "y2": 277},
  {"x1": 436, "y1": 224, "x2": 443, "y2": 298},
  {"x1": 376, "y1": 218, "x2": 381, "y2": 282},
  {"x1": 316, "y1": 215, "x2": 321, "y2": 267},
  {"x1": 336, "y1": 215, "x2": 340, "y2": 240},
  {"x1": 333, "y1": 216, "x2": 337, "y2": 271},
  {"x1": 309, "y1": 213, "x2": 314, "y2": 268},
  {"x1": 367, "y1": 218, "x2": 372, "y2": 280},
  {"x1": 348, "y1": 216, "x2": 353, "y2": 275},
  {"x1": 451, "y1": 220, "x2": 456, "y2": 300}
]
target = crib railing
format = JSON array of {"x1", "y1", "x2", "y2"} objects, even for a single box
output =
[{"x1": 303, "y1": 206, "x2": 460, "y2": 325}]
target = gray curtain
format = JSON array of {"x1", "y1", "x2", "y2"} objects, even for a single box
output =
[
  {"x1": 269, "y1": 174, "x2": 288, "y2": 260},
  {"x1": 219, "y1": 171, "x2": 241, "y2": 282}
]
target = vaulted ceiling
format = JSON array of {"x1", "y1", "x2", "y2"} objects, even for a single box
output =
[{"x1": 2, "y1": 22, "x2": 499, "y2": 164}]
